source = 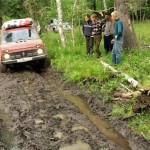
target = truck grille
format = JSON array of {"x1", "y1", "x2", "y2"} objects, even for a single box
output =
[{"x1": 10, "y1": 50, "x2": 38, "y2": 60}]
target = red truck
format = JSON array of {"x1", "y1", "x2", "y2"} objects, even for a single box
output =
[{"x1": 0, "y1": 18, "x2": 50, "y2": 72}]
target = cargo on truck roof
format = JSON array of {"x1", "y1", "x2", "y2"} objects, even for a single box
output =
[{"x1": 2, "y1": 18, "x2": 33, "y2": 30}]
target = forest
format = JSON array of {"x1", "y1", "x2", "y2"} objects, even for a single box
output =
[{"x1": 0, "y1": 0, "x2": 150, "y2": 27}]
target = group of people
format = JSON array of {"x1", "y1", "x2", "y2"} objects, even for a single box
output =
[{"x1": 82, "y1": 11, "x2": 123, "y2": 65}]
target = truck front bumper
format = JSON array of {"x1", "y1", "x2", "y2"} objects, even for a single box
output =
[{"x1": 2, "y1": 54, "x2": 47, "y2": 65}]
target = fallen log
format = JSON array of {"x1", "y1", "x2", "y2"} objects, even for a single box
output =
[
  {"x1": 113, "y1": 91, "x2": 141, "y2": 99},
  {"x1": 101, "y1": 61, "x2": 140, "y2": 88}
]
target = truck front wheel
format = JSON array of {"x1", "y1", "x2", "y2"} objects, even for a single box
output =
[
  {"x1": 40, "y1": 57, "x2": 51, "y2": 70},
  {"x1": 0, "y1": 63, "x2": 7, "y2": 73}
]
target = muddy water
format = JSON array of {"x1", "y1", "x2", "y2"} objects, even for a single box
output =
[
  {"x1": 64, "y1": 93, "x2": 132, "y2": 150},
  {"x1": 59, "y1": 140, "x2": 92, "y2": 150},
  {"x1": 0, "y1": 109, "x2": 14, "y2": 149},
  {"x1": 46, "y1": 80, "x2": 132, "y2": 150}
]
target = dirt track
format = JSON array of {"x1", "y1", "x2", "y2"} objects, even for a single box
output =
[{"x1": 0, "y1": 68, "x2": 149, "y2": 150}]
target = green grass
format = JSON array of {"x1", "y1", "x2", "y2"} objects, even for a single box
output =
[
  {"x1": 134, "y1": 21, "x2": 150, "y2": 44},
  {"x1": 111, "y1": 99, "x2": 133, "y2": 117},
  {"x1": 42, "y1": 21, "x2": 150, "y2": 139},
  {"x1": 128, "y1": 110, "x2": 150, "y2": 139}
]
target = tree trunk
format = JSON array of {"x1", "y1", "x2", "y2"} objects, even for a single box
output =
[
  {"x1": 93, "y1": 0, "x2": 96, "y2": 10},
  {"x1": 103, "y1": 0, "x2": 107, "y2": 11},
  {"x1": 56, "y1": 0, "x2": 66, "y2": 47},
  {"x1": 0, "y1": 16, "x2": 2, "y2": 27},
  {"x1": 71, "y1": 0, "x2": 78, "y2": 47},
  {"x1": 115, "y1": 0, "x2": 139, "y2": 49}
]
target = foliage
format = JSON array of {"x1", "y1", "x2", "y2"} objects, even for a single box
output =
[
  {"x1": 1, "y1": 0, "x2": 150, "y2": 29},
  {"x1": 2, "y1": 0, "x2": 26, "y2": 19},
  {"x1": 128, "y1": 0, "x2": 150, "y2": 20}
]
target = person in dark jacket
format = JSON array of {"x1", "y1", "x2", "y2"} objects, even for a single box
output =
[
  {"x1": 82, "y1": 14, "x2": 93, "y2": 54},
  {"x1": 103, "y1": 12, "x2": 114, "y2": 53},
  {"x1": 111, "y1": 11, "x2": 123, "y2": 65}
]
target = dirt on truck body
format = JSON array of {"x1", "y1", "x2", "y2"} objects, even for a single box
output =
[{"x1": 0, "y1": 69, "x2": 149, "y2": 150}]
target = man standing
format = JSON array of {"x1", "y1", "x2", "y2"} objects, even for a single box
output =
[
  {"x1": 103, "y1": 12, "x2": 114, "y2": 53},
  {"x1": 82, "y1": 14, "x2": 93, "y2": 54},
  {"x1": 111, "y1": 11, "x2": 123, "y2": 65},
  {"x1": 91, "y1": 13, "x2": 104, "y2": 58}
]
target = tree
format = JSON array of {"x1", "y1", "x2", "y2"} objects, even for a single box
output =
[
  {"x1": 56, "y1": 0, "x2": 66, "y2": 47},
  {"x1": 5, "y1": 0, "x2": 27, "y2": 18},
  {"x1": 115, "y1": 0, "x2": 139, "y2": 49},
  {"x1": 0, "y1": 0, "x2": 5, "y2": 26},
  {"x1": 103, "y1": 0, "x2": 107, "y2": 10}
]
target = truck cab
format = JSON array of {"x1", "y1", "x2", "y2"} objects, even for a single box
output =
[{"x1": 0, "y1": 18, "x2": 50, "y2": 72}]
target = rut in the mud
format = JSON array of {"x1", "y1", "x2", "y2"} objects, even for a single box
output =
[
  {"x1": 0, "y1": 69, "x2": 149, "y2": 150},
  {"x1": 44, "y1": 79, "x2": 131, "y2": 150}
]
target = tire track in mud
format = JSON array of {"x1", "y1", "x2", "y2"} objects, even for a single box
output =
[
  {"x1": 0, "y1": 69, "x2": 149, "y2": 150},
  {"x1": 0, "y1": 70, "x2": 120, "y2": 150}
]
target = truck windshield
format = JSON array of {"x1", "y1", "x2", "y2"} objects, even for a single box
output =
[{"x1": 2, "y1": 28, "x2": 38, "y2": 43}]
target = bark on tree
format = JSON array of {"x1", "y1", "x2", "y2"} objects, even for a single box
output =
[
  {"x1": 115, "y1": 0, "x2": 139, "y2": 49},
  {"x1": 56, "y1": 0, "x2": 66, "y2": 47}
]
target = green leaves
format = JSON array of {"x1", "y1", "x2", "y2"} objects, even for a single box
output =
[{"x1": 3, "y1": 0, "x2": 26, "y2": 18}]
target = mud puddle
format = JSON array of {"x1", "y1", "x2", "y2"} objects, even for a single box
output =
[
  {"x1": 59, "y1": 140, "x2": 91, "y2": 150},
  {"x1": 0, "y1": 109, "x2": 14, "y2": 150},
  {"x1": 45, "y1": 79, "x2": 132, "y2": 150}
]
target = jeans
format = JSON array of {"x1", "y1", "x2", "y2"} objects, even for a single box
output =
[
  {"x1": 85, "y1": 36, "x2": 93, "y2": 54},
  {"x1": 112, "y1": 38, "x2": 122, "y2": 64}
]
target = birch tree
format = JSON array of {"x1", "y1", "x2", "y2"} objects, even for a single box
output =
[
  {"x1": 103, "y1": 0, "x2": 107, "y2": 10},
  {"x1": 56, "y1": 0, "x2": 66, "y2": 47}
]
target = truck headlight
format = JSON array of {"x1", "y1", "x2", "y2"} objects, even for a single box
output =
[
  {"x1": 3, "y1": 54, "x2": 10, "y2": 60},
  {"x1": 37, "y1": 49, "x2": 43, "y2": 55}
]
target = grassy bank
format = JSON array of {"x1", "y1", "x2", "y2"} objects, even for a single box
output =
[{"x1": 42, "y1": 21, "x2": 150, "y2": 139}]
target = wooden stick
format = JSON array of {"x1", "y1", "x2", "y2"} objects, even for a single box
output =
[
  {"x1": 141, "y1": 132, "x2": 150, "y2": 144},
  {"x1": 120, "y1": 83, "x2": 133, "y2": 93},
  {"x1": 122, "y1": 113, "x2": 137, "y2": 120}
]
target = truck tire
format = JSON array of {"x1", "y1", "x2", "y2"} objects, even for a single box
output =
[
  {"x1": 0, "y1": 63, "x2": 7, "y2": 73},
  {"x1": 40, "y1": 57, "x2": 51, "y2": 70}
]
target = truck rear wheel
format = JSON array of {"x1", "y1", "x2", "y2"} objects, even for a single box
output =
[{"x1": 0, "y1": 63, "x2": 7, "y2": 73}]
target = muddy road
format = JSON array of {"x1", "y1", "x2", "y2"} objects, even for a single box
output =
[{"x1": 0, "y1": 68, "x2": 149, "y2": 150}]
